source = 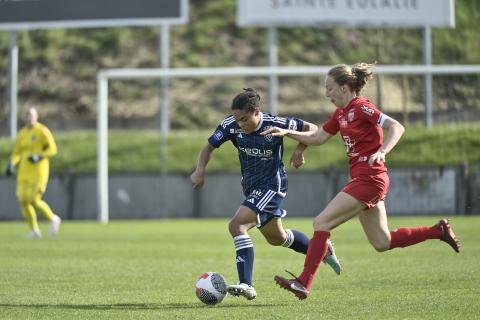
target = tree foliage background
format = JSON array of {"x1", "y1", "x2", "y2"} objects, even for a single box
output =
[{"x1": 0, "y1": 0, "x2": 479, "y2": 133}]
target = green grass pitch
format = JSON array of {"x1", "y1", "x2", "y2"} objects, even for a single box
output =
[{"x1": 0, "y1": 216, "x2": 479, "y2": 319}]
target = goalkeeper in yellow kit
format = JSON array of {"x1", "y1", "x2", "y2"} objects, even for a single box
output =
[{"x1": 5, "y1": 107, "x2": 61, "y2": 238}]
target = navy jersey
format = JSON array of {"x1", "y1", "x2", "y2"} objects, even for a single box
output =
[{"x1": 208, "y1": 112, "x2": 305, "y2": 195}]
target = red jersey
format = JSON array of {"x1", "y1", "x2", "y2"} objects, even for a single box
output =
[{"x1": 323, "y1": 97, "x2": 387, "y2": 177}]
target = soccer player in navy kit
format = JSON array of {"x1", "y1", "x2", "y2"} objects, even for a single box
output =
[
  {"x1": 262, "y1": 63, "x2": 461, "y2": 300},
  {"x1": 191, "y1": 88, "x2": 341, "y2": 300}
]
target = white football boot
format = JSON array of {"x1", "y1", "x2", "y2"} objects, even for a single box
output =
[
  {"x1": 49, "y1": 215, "x2": 62, "y2": 236},
  {"x1": 26, "y1": 228, "x2": 42, "y2": 239},
  {"x1": 323, "y1": 239, "x2": 342, "y2": 275},
  {"x1": 227, "y1": 283, "x2": 257, "y2": 300}
]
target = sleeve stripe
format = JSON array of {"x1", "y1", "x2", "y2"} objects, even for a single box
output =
[
  {"x1": 263, "y1": 115, "x2": 287, "y2": 124},
  {"x1": 221, "y1": 116, "x2": 235, "y2": 128}
]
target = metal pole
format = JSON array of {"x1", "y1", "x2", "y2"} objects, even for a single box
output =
[
  {"x1": 423, "y1": 26, "x2": 433, "y2": 128},
  {"x1": 268, "y1": 27, "x2": 278, "y2": 115},
  {"x1": 159, "y1": 24, "x2": 170, "y2": 179},
  {"x1": 8, "y1": 30, "x2": 18, "y2": 139},
  {"x1": 158, "y1": 25, "x2": 170, "y2": 217},
  {"x1": 97, "y1": 73, "x2": 109, "y2": 223},
  {"x1": 160, "y1": 25, "x2": 170, "y2": 135}
]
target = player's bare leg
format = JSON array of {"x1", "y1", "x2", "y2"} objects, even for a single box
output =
[
  {"x1": 360, "y1": 201, "x2": 460, "y2": 252},
  {"x1": 358, "y1": 201, "x2": 391, "y2": 252}
]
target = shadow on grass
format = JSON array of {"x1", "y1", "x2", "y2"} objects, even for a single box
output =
[{"x1": 0, "y1": 302, "x2": 277, "y2": 310}]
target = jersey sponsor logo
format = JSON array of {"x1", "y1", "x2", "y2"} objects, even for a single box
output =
[
  {"x1": 342, "y1": 135, "x2": 356, "y2": 153},
  {"x1": 347, "y1": 111, "x2": 355, "y2": 122},
  {"x1": 247, "y1": 190, "x2": 264, "y2": 201},
  {"x1": 31, "y1": 134, "x2": 37, "y2": 142},
  {"x1": 361, "y1": 105, "x2": 374, "y2": 116},
  {"x1": 288, "y1": 119, "x2": 298, "y2": 131},
  {"x1": 230, "y1": 128, "x2": 245, "y2": 134},
  {"x1": 252, "y1": 190, "x2": 263, "y2": 197},
  {"x1": 238, "y1": 147, "x2": 273, "y2": 158},
  {"x1": 214, "y1": 130, "x2": 223, "y2": 140}
]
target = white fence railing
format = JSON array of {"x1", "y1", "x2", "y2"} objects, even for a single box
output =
[{"x1": 96, "y1": 64, "x2": 480, "y2": 222}]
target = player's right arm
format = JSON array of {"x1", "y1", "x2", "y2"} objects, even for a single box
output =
[
  {"x1": 263, "y1": 110, "x2": 338, "y2": 146},
  {"x1": 262, "y1": 125, "x2": 333, "y2": 146},
  {"x1": 190, "y1": 143, "x2": 216, "y2": 189},
  {"x1": 5, "y1": 131, "x2": 23, "y2": 176},
  {"x1": 10, "y1": 132, "x2": 23, "y2": 166},
  {"x1": 290, "y1": 120, "x2": 318, "y2": 168}
]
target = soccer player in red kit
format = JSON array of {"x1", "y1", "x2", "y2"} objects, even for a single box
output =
[{"x1": 261, "y1": 62, "x2": 460, "y2": 300}]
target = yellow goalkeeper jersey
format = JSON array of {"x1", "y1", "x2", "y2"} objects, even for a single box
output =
[{"x1": 9, "y1": 122, "x2": 57, "y2": 186}]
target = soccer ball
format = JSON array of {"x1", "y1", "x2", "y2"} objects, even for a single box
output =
[{"x1": 195, "y1": 272, "x2": 228, "y2": 305}]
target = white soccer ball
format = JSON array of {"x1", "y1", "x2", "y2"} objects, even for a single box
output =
[{"x1": 194, "y1": 272, "x2": 228, "y2": 305}]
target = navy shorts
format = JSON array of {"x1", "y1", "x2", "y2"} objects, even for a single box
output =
[{"x1": 242, "y1": 186, "x2": 287, "y2": 228}]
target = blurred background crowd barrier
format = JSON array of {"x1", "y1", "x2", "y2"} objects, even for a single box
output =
[
  {"x1": 1, "y1": 166, "x2": 478, "y2": 220},
  {"x1": 1, "y1": 0, "x2": 479, "y2": 221}
]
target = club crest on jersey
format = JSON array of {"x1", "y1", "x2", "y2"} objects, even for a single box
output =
[
  {"x1": 361, "y1": 105, "x2": 374, "y2": 116},
  {"x1": 214, "y1": 130, "x2": 223, "y2": 140},
  {"x1": 347, "y1": 111, "x2": 355, "y2": 122},
  {"x1": 31, "y1": 135, "x2": 37, "y2": 142},
  {"x1": 262, "y1": 125, "x2": 273, "y2": 142}
]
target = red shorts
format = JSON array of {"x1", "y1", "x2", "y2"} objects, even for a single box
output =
[{"x1": 342, "y1": 172, "x2": 389, "y2": 209}]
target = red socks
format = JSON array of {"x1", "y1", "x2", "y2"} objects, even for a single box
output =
[
  {"x1": 389, "y1": 225, "x2": 441, "y2": 249},
  {"x1": 298, "y1": 230, "x2": 330, "y2": 289},
  {"x1": 296, "y1": 226, "x2": 442, "y2": 289}
]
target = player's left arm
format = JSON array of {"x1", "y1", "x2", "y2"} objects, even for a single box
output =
[
  {"x1": 368, "y1": 115, "x2": 405, "y2": 166},
  {"x1": 40, "y1": 127, "x2": 57, "y2": 158},
  {"x1": 290, "y1": 120, "x2": 318, "y2": 168}
]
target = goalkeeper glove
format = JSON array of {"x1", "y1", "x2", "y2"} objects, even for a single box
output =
[
  {"x1": 28, "y1": 154, "x2": 43, "y2": 163},
  {"x1": 5, "y1": 161, "x2": 14, "y2": 176}
]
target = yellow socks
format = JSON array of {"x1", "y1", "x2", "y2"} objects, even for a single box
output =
[
  {"x1": 34, "y1": 199, "x2": 55, "y2": 221},
  {"x1": 20, "y1": 203, "x2": 39, "y2": 230}
]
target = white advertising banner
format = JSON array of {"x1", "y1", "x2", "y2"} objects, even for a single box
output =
[{"x1": 237, "y1": 0, "x2": 455, "y2": 28}]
